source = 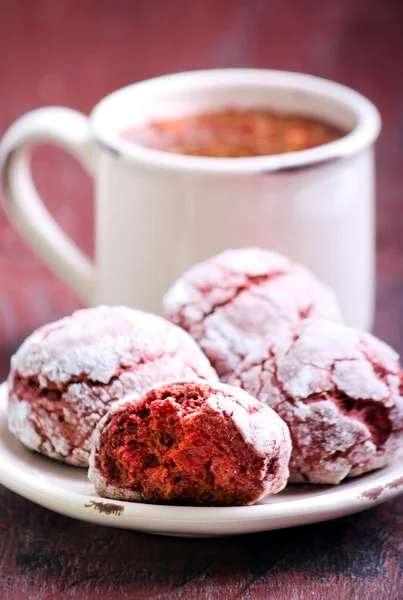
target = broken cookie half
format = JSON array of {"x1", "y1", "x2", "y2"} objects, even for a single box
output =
[{"x1": 89, "y1": 380, "x2": 291, "y2": 506}]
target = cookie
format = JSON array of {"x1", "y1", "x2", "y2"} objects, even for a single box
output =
[
  {"x1": 8, "y1": 306, "x2": 217, "y2": 466},
  {"x1": 164, "y1": 248, "x2": 342, "y2": 380},
  {"x1": 89, "y1": 380, "x2": 291, "y2": 505},
  {"x1": 229, "y1": 319, "x2": 403, "y2": 484}
]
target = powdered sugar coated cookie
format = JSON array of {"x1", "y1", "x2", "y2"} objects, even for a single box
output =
[
  {"x1": 89, "y1": 380, "x2": 291, "y2": 505},
  {"x1": 8, "y1": 306, "x2": 217, "y2": 466},
  {"x1": 164, "y1": 248, "x2": 342, "y2": 380}
]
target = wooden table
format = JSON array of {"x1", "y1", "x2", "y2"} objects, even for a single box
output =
[{"x1": 0, "y1": 1, "x2": 402, "y2": 597}]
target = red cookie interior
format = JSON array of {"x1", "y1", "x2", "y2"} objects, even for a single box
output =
[{"x1": 91, "y1": 380, "x2": 291, "y2": 506}]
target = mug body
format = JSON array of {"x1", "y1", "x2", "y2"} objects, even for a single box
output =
[{"x1": 91, "y1": 70, "x2": 380, "y2": 329}]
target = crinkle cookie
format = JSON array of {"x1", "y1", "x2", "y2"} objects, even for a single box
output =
[
  {"x1": 89, "y1": 380, "x2": 291, "y2": 506},
  {"x1": 8, "y1": 306, "x2": 217, "y2": 466},
  {"x1": 164, "y1": 248, "x2": 342, "y2": 380},
  {"x1": 229, "y1": 319, "x2": 403, "y2": 484}
]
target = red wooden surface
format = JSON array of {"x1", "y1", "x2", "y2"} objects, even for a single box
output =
[{"x1": 0, "y1": 1, "x2": 403, "y2": 598}]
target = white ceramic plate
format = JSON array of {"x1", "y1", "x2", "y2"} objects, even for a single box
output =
[{"x1": 1, "y1": 383, "x2": 402, "y2": 537}]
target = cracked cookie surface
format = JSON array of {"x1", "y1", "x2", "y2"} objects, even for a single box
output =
[
  {"x1": 229, "y1": 319, "x2": 403, "y2": 484},
  {"x1": 164, "y1": 248, "x2": 342, "y2": 380},
  {"x1": 89, "y1": 380, "x2": 291, "y2": 506},
  {"x1": 8, "y1": 306, "x2": 217, "y2": 466}
]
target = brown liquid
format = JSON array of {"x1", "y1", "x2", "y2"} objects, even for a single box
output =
[{"x1": 122, "y1": 108, "x2": 345, "y2": 158}]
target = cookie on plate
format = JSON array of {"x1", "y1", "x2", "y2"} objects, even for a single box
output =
[
  {"x1": 89, "y1": 380, "x2": 291, "y2": 506},
  {"x1": 164, "y1": 248, "x2": 342, "y2": 380},
  {"x1": 229, "y1": 319, "x2": 403, "y2": 484},
  {"x1": 8, "y1": 306, "x2": 217, "y2": 466}
]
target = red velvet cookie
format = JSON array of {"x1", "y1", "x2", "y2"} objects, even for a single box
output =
[
  {"x1": 88, "y1": 380, "x2": 291, "y2": 506},
  {"x1": 8, "y1": 306, "x2": 217, "y2": 467},
  {"x1": 164, "y1": 248, "x2": 342, "y2": 380},
  {"x1": 229, "y1": 319, "x2": 403, "y2": 484}
]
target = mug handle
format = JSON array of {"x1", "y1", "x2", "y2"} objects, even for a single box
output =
[{"x1": 0, "y1": 107, "x2": 96, "y2": 305}]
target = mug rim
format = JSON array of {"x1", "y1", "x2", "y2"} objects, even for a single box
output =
[{"x1": 90, "y1": 68, "x2": 381, "y2": 174}]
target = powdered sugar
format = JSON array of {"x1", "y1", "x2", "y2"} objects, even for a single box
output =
[
  {"x1": 332, "y1": 359, "x2": 389, "y2": 401},
  {"x1": 204, "y1": 381, "x2": 290, "y2": 458},
  {"x1": 11, "y1": 306, "x2": 216, "y2": 387},
  {"x1": 276, "y1": 319, "x2": 399, "y2": 401},
  {"x1": 8, "y1": 400, "x2": 42, "y2": 451}
]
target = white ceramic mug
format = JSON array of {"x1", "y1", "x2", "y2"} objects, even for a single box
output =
[{"x1": 0, "y1": 69, "x2": 380, "y2": 329}]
